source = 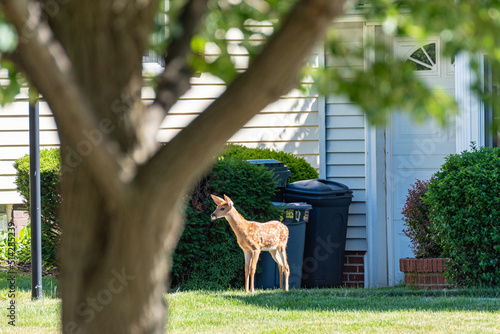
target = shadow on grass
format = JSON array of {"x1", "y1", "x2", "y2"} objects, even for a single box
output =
[
  {"x1": 0, "y1": 271, "x2": 59, "y2": 298},
  {"x1": 223, "y1": 287, "x2": 500, "y2": 313}
]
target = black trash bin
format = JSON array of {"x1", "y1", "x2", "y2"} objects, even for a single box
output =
[
  {"x1": 247, "y1": 159, "x2": 291, "y2": 202},
  {"x1": 285, "y1": 179, "x2": 353, "y2": 288},
  {"x1": 254, "y1": 202, "x2": 312, "y2": 290}
]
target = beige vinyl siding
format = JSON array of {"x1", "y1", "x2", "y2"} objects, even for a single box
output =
[
  {"x1": 149, "y1": 22, "x2": 319, "y2": 167},
  {"x1": 1, "y1": 24, "x2": 321, "y2": 204},
  {"x1": 325, "y1": 22, "x2": 367, "y2": 252},
  {"x1": 146, "y1": 58, "x2": 320, "y2": 169},
  {"x1": 0, "y1": 97, "x2": 60, "y2": 204}
]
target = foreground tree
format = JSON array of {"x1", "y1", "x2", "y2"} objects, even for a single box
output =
[
  {"x1": 1, "y1": 0, "x2": 500, "y2": 332},
  {"x1": 2, "y1": 0, "x2": 347, "y2": 332}
]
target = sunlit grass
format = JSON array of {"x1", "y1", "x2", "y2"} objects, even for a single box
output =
[
  {"x1": 0, "y1": 271, "x2": 60, "y2": 333},
  {"x1": 167, "y1": 288, "x2": 500, "y2": 333},
  {"x1": 1, "y1": 272, "x2": 499, "y2": 333}
]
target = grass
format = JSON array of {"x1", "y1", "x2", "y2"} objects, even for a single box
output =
[
  {"x1": 1, "y1": 272, "x2": 500, "y2": 333},
  {"x1": 0, "y1": 271, "x2": 60, "y2": 334},
  {"x1": 167, "y1": 288, "x2": 500, "y2": 333}
]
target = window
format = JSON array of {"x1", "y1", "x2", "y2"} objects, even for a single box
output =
[{"x1": 406, "y1": 43, "x2": 437, "y2": 71}]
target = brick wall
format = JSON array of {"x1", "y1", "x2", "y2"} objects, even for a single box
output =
[
  {"x1": 400, "y1": 258, "x2": 452, "y2": 290},
  {"x1": 342, "y1": 251, "x2": 365, "y2": 287},
  {"x1": 11, "y1": 204, "x2": 29, "y2": 238}
]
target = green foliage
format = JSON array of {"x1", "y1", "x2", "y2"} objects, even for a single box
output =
[
  {"x1": 356, "y1": 0, "x2": 500, "y2": 126},
  {"x1": 221, "y1": 144, "x2": 318, "y2": 183},
  {"x1": 402, "y1": 179, "x2": 443, "y2": 258},
  {"x1": 13, "y1": 149, "x2": 61, "y2": 266},
  {"x1": 315, "y1": 56, "x2": 457, "y2": 126},
  {"x1": 0, "y1": 225, "x2": 31, "y2": 264},
  {"x1": 0, "y1": 60, "x2": 22, "y2": 106},
  {"x1": 171, "y1": 156, "x2": 281, "y2": 290},
  {"x1": 187, "y1": 0, "x2": 296, "y2": 83},
  {"x1": 425, "y1": 146, "x2": 500, "y2": 287}
]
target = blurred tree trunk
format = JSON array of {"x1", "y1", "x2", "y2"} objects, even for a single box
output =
[{"x1": 3, "y1": 0, "x2": 345, "y2": 332}]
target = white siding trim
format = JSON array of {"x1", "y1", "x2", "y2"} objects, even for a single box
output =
[
  {"x1": 364, "y1": 23, "x2": 389, "y2": 288},
  {"x1": 318, "y1": 42, "x2": 327, "y2": 179},
  {"x1": 455, "y1": 52, "x2": 485, "y2": 152}
]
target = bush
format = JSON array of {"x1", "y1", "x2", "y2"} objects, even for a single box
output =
[
  {"x1": 425, "y1": 146, "x2": 500, "y2": 287},
  {"x1": 0, "y1": 226, "x2": 31, "y2": 264},
  {"x1": 171, "y1": 156, "x2": 281, "y2": 290},
  {"x1": 402, "y1": 179, "x2": 442, "y2": 258},
  {"x1": 222, "y1": 144, "x2": 319, "y2": 183},
  {"x1": 13, "y1": 149, "x2": 61, "y2": 266}
]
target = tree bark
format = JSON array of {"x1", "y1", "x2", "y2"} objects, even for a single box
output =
[{"x1": 2, "y1": 0, "x2": 346, "y2": 332}]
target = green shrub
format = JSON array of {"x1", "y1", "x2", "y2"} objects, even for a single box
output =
[
  {"x1": 171, "y1": 156, "x2": 281, "y2": 290},
  {"x1": 222, "y1": 144, "x2": 319, "y2": 183},
  {"x1": 425, "y1": 146, "x2": 500, "y2": 287},
  {"x1": 13, "y1": 149, "x2": 61, "y2": 266},
  {"x1": 0, "y1": 225, "x2": 31, "y2": 264},
  {"x1": 402, "y1": 179, "x2": 442, "y2": 258}
]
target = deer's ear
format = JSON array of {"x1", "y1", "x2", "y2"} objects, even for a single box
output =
[
  {"x1": 211, "y1": 194, "x2": 225, "y2": 206},
  {"x1": 224, "y1": 195, "x2": 234, "y2": 207}
]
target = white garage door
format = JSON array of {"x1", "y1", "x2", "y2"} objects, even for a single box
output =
[{"x1": 386, "y1": 37, "x2": 456, "y2": 285}]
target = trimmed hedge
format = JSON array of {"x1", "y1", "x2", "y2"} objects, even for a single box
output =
[
  {"x1": 171, "y1": 156, "x2": 281, "y2": 290},
  {"x1": 13, "y1": 148, "x2": 61, "y2": 265},
  {"x1": 425, "y1": 146, "x2": 500, "y2": 287},
  {"x1": 222, "y1": 144, "x2": 319, "y2": 183}
]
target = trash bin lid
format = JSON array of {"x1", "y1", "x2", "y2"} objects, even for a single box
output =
[
  {"x1": 247, "y1": 159, "x2": 284, "y2": 168},
  {"x1": 272, "y1": 202, "x2": 312, "y2": 210},
  {"x1": 286, "y1": 179, "x2": 352, "y2": 196}
]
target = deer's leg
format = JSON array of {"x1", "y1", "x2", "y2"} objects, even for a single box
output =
[
  {"x1": 243, "y1": 250, "x2": 251, "y2": 292},
  {"x1": 278, "y1": 247, "x2": 290, "y2": 291},
  {"x1": 249, "y1": 249, "x2": 261, "y2": 292},
  {"x1": 270, "y1": 250, "x2": 284, "y2": 290}
]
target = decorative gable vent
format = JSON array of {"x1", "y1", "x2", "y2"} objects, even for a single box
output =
[{"x1": 406, "y1": 42, "x2": 437, "y2": 71}]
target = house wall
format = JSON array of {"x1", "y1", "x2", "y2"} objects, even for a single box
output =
[
  {"x1": 1, "y1": 23, "x2": 368, "y2": 282},
  {"x1": 142, "y1": 73, "x2": 320, "y2": 168},
  {"x1": 324, "y1": 22, "x2": 367, "y2": 253},
  {"x1": 1, "y1": 68, "x2": 320, "y2": 207},
  {"x1": 0, "y1": 83, "x2": 59, "y2": 205}
]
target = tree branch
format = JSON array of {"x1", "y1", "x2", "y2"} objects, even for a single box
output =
[
  {"x1": 2, "y1": 0, "x2": 131, "y2": 203},
  {"x1": 146, "y1": 0, "x2": 209, "y2": 132},
  {"x1": 136, "y1": 0, "x2": 347, "y2": 195}
]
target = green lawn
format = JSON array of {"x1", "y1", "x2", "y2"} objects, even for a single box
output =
[{"x1": 1, "y1": 272, "x2": 500, "y2": 333}]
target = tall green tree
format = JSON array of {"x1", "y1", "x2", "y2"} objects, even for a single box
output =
[{"x1": 1, "y1": 0, "x2": 500, "y2": 332}]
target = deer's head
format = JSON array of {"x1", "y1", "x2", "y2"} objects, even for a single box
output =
[{"x1": 210, "y1": 194, "x2": 234, "y2": 220}]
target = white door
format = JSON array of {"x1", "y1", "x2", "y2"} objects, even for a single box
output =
[{"x1": 386, "y1": 37, "x2": 456, "y2": 285}]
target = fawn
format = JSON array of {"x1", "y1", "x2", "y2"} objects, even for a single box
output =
[{"x1": 210, "y1": 194, "x2": 290, "y2": 292}]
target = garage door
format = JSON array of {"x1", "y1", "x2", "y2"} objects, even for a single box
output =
[{"x1": 386, "y1": 37, "x2": 456, "y2": 285}]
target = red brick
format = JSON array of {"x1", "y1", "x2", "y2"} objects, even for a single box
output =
[
  {"x1": 343, "y1": 265, "x2": 358, "y2": 273},
  {"x1": 350, "y1": 274, "x2": 364, "y2": 282},
  {"x1": 427, "y1": 259, "x2": 432, "y2": 272},
  {"x1": 347, "y1": 256, "x2": 363, "y2": 264},
  {"x1": 437, "y1": 259, "x2": 444, "y2": 272}
]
